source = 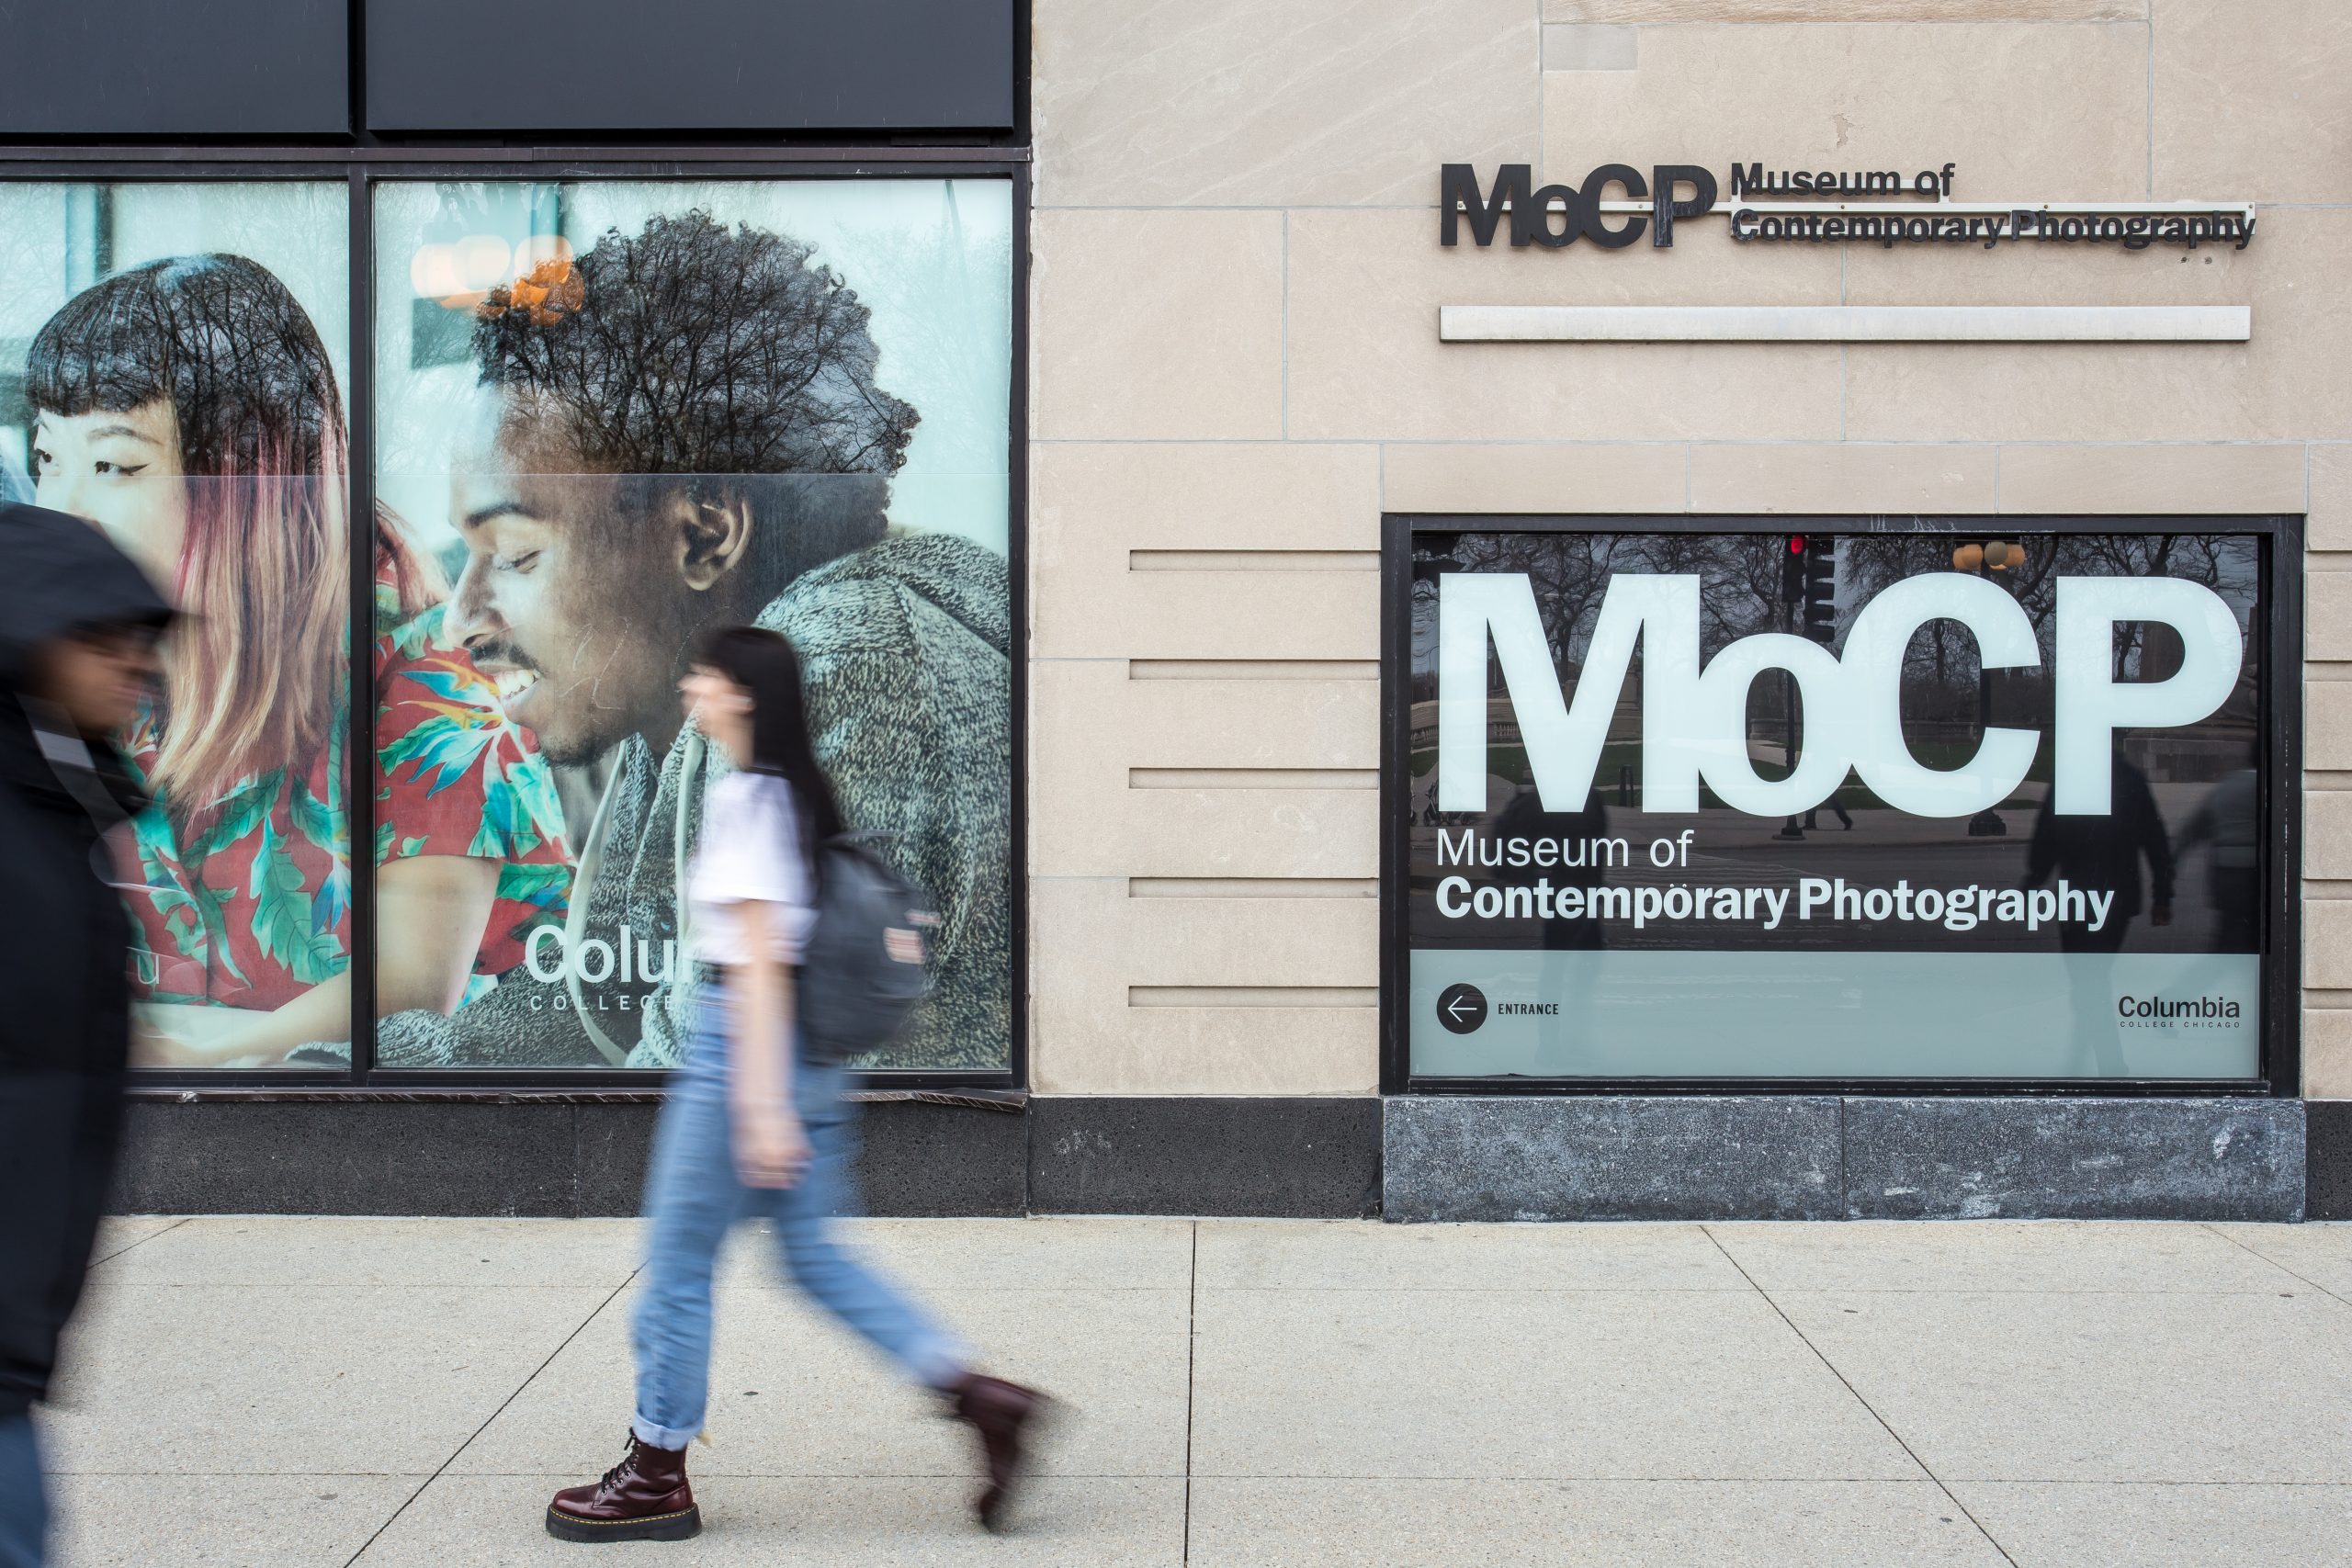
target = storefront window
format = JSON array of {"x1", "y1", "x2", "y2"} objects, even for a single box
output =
[
  {"x1": 370, "y1": 179, "x2": 1014, "y2": 1071},
  {"x1": 1401, "y1": 523, "x2": 2271, "y2": 1083},
  {"x1": 2, "y1": 181, "x2": 353, "y2": 1069}
]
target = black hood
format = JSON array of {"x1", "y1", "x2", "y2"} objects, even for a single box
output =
[{"x1": 0, "y1": 502, "x2": 175, "y2": 693}]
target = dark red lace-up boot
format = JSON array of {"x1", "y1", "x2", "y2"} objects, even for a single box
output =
[
  {"x1": 948, "y1": 1373, "x2": 1052, "y2": 1530},
  {"x1": 546, "y1": 1431, "x2": 702, "y2": 1542}
]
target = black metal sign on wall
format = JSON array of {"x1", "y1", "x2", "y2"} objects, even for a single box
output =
[{"x1": 1439, "y1": 163, "x2": 2256, "y2": 254}]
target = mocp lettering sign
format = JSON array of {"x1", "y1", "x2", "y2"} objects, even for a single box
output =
[
  {"x1": 1438, "y1": 570, "x2": 2243, "y2": 818},
  {"x1": 1439, "y1": 162, "x2": 2256, "y2": 253}
]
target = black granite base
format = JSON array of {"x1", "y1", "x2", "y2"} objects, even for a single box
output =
[
  {"x1": 110, "y1": 1095, "x2": 1032, "y2": 1217},
  {"x1": 1385, "y1": 1096, "x2": 1841, "y2": 1222},
  {"x1": 1843, "y1": 1097, "x2": 2304, "y2": 1221},
  {"x1": 111, "y1": 1100, "x2": 581, "y2": 1216},
  {"x1": 113, "y1": 1091, "x2": 2316, "y2": 1221},
  {"x1": 1027, "y1": 1097, "x2": 1381, "y2": 1218},
  {"x1": 1385, "y1": 1096, "x2": 2306, "y2": 1223},
  {"x1": 108, "y1": 1092, "x2": 1369, "y2": 1218},
  {"x1": 2306, "y1": 1100, "x2": 2352, "y2": 1220}
]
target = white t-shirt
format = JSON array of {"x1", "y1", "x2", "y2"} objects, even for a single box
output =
[{"x1": 688, "y1": 772, "x2": 816, "y2": 967}]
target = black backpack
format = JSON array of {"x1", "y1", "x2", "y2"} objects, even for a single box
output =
[{"x1": 797, "y1": 832, "x2": 939, "y2": 1063}]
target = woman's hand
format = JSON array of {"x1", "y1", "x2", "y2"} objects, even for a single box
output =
[
  {"x1": 375, "y1": 854, "x2": 502, "y2": 1016},
  {"x1": 130, "y1": 996, "x2": 321, "y2": 1068},
  {"x1": 725, "y1": 904, "x2": 807, "y2": 1188},
  {"x1": 732, "y1": 1097, "x2": 812, "y2": 1189}
]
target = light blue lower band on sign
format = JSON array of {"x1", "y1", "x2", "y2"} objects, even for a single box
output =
[{"x1": 1408, "y1": 948, "x2": 2261, "y2": 1080}]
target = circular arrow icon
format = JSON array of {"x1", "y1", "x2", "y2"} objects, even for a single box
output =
[{"x1": 1436, "y1": 983, "x2": 1488, "y2": 1034}]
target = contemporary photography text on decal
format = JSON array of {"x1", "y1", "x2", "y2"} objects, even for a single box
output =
[{"x1": 1430, "y1": 863, "x2": 2118, "y2": 935}]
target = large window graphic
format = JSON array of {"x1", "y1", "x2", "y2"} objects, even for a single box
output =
[
  {"x1": 371, "y1": 179, "x2": 1014, "y2": 1072},
  {"x1": 2, "y1": 181, "x2": 354, "y2": 1069},
  {"x1": 1400, "y1": 524, "x2": 2274, "y2": 1083},
  {"x1": 3, "y1": 175, "x2": 1015, "y2": 1076}
]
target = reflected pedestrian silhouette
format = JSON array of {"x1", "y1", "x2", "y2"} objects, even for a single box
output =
[
  {"x1": 2179, "y1": 761, "x2": 2258, "y2": 952},
  {"x1": 2024, "y1": 750, "x2": 2175, "y2": 1076},
  {"x1": 1493, "y1": 784, "x2": 1611, "y2": 951},
  {"x1": 1804, "y1": 788, "x2": 1854, "y2": 831}
]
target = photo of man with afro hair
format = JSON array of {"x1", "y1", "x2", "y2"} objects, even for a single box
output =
[{"x1": 375, "y1": 208, "x2": 1010, "y2": 1072}]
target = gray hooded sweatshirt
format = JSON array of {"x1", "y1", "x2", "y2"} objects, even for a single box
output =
[{"x1": 373, "y1": 531, "x2": 1010, "y2": 1071}]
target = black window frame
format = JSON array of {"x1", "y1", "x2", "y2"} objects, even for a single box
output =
[
  {"x1": 0, "y1": 148, "x2": 1031, "y2": 1096},
  {"x1": 1379, "y1": 510, "x2": 2304, "y2": 1100}
]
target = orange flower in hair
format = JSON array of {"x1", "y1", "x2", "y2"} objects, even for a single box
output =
[{"x1": 476, "y1": 256, "x2": 586, "y2": 324}]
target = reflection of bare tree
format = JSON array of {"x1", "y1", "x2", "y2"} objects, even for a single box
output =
[
  {"x1": 1419, "y1": 529, "x2": 2254, "y2": 675},
  {"x1": 1842, "y1": 533, "x2": 2243, "y2": 682},
  {"x1": 1444, "y1": 532, "x2": 1632, "y2": 664},
  {"x1": 832, "y1": 186, "x2": 1012, "y2": 479},
  {"x1": 1428, "y1": 532, "x2": 1803, "y2": 671},
  {"x1": 475, "y1": 210, "x2": 918, "y2": 479},
  {"x1": 1637, "y1": 534, "x2": 1783, "y2": 649}
]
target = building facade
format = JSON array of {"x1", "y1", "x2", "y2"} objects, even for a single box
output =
[
  {"x1": 7, "y1": 0, "x2": 2346, "y2": 1220},
  {"x1": 1019, "y1": 0, "x2": 2344, "y2": 1221}
]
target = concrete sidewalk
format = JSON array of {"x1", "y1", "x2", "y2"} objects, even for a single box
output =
[{"x1": 39, "y1": 1216, "x2": 2352, "y2": 1566}]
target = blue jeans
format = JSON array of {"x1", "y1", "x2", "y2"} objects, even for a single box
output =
[
  {"x1": 0, "y1": 1412, "x2": 44, "y2": 1568},
  {"x1": 630, "y1": 989, "x2": 967, "y2": 1450}
]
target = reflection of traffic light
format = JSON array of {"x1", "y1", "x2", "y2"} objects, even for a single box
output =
[
  {"x1": 1781, "y1": 534, "x2": 1806, "y2": 604},
  {"x1": 1801, "y1": 535, "x2": 1836, "y2": 644}
]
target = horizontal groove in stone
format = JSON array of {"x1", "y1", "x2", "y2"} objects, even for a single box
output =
[
  {"x1": 1444, "y1": 303, "x2": 2248, "y2": 344},
  {"x1": 1127, "y1": 548, "x2": 1380, "y2": 571},
  {"x1": 1546, "y1": 3, "x2": 2141, "y2": 20},
  {"x1": 1129, "y1": 767, "x2": 1376, "y2": 790},
  {"x1": 1128, "y1": 659, "x2": 1380, "y2": 681},
  {"x1": 1128, "y1": 986, "x2": 1377, "y2": 1008},
  {"x1": 2308, "y1": 989, "x2": 2352, "y2": 1008},
  {"x1": 1129, "y1": 876, "x2": 1378, "y2": 898}
]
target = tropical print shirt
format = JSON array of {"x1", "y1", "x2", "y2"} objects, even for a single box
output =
[{"x1": 117, "y1": 547, "x2": 571, "y2": 1010}]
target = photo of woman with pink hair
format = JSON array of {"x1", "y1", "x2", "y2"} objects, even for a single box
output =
[{"x1": 26, "y1": 252, "x2": 571, "y2": 1066}]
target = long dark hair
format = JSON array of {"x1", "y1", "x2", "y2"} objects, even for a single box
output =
[{"x1": 695, "y1": 625, "x2": 844, "y2": 859}]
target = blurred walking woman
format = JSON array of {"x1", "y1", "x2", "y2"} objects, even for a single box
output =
[{"x1": 547, "y1": 626, "x2": 1045, "y2": 1544}]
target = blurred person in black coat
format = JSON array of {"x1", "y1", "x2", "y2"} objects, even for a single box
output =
[
  {"x1": 2026, "y1": 749, "x2": 2177, "y2": 1077},
  {"x1": 0, "y1": 502, "x2": 169, "y2": 1568},
  {"x1": 2026, "y1": 749, "x2": 2175, "y2": 953}
]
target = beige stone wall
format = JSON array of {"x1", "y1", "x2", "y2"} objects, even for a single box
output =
[{"x1": 1025, "y1": 0, "x2": 2352, "y2": 1097}]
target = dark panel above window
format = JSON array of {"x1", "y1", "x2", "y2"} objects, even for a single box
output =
[
  {"x1": 0, "y1": 0, "x2": 348, "y2": 136},
  {"x1": 365, "y1": 0, "x2": 1016, "y2": 133}
]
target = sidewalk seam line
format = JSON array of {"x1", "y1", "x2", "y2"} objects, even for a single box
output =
[
  {"x1": 1183, "y1": 1218, "x2": 1198, "y2": 1564},
  {"x1": 1699, "y1": 1224, "x2": 2023, "y2": 1568},
  {"x1": 2197, "y1": 1222, "x2": 2352, "y2": 1311},
  {"x1": 91, "y1": 1215, "x2": 194, "y2": 1266},
  {"x1": 338, "y1": 1263, "x2": 642, "y2": 1565}
]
